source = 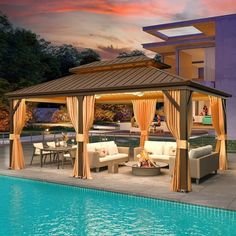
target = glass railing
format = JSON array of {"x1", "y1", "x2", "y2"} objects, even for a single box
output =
[{"x1": 1, "y1": 131, "x2": 235, "y2": 153}]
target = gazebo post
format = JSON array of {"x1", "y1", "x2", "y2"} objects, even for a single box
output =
[
  {"x1": 179, "y1": 89, "x2": 190, "y2": 191},
  {"x1": 222, "y1": 98, "x2": 228, "y2": 161},
  {"x1": 9, "y1": 99, "x2": 14, "y2": 168},
  {"x1": 77, "y1": 96, "x2": 84, "y2": 178},
  {"x1": 9, "y1": 99, "x2": 22, "y2": 168}
]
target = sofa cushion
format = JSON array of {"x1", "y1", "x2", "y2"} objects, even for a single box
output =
[
  {"x1": 144, "y1": 141, "x2": 165, "y2": 155},
  {"x1": 100, "y1": 141, "x2": 116, "y2": 148},
  {"x1": 163, "y1": 142, "x2": 176, "y2": 156},
  {"x1": 99, "y1": 153, "x2": 128, "y2": 162},
  {"x1": 149, "y1": 154, "x2": 171, "y2": 161},
  {"x1": 87, "y1": 143, "x2": 101, "y2": 152},
  {"x1": 107, "y1": 144, "x2": 119, "y2": 155},
  {"x1": 87, "y1": 141, "x2": 116, "y2": 152},
  {"x1": 189, "y1": 145, "x2": 213, "y2": 159}
]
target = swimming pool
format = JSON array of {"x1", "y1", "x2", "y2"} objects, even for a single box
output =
[{"x1": 0, "y1": 176, "x2": 235, "y2": 236}]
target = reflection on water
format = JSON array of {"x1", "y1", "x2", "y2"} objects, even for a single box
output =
[{"x1": 0, "y1": 176, "x2": 236, "y2": 236}]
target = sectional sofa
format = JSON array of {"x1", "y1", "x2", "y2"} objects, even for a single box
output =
[
  {"x1": 134, "y1": 141, "x2": 177, "y2": 163},
  {"x1": 134, "y1": 141, "x2": 219, "y2": 183},
  {"x1": 169, "y1": 145, "x2": 219, "y2": 184},
  {"x1": 87, "y1": 141, "x2": 129, "y2": 172}
]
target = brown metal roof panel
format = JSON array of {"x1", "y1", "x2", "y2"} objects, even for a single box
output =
[
  {"x1": 94, "y1": 70, "x2": 128, "y2": 88},
  {"x1": 122, "y1": 68, "x2": 151, "y2": 86},
  {"x1": 38, "y1": 75, "x2": 79, "y2": 93},
  {"x1": 135, "y1": 69, "x2": 163, "y2": 85},
  {"x1": 62, "y1": 71, "x2": 99, "y2": 90},
  {"x1": 71, "y1": 55, "x2": 150, "y2": 70},
  {"x1": 120, "y1": 67, "x2": 155, "y2": 86},
  {"x1": 148, "y1": 71, "x2": 168, "y2": 84},
  {"x1": 78, "y1": 70, "x2": 114, "y2": 88},
  {"x1": 108, "y1": 67, "x2": 147, "y2": 87},
  {"x1": 138, "y1": 70, "x2": 163, "y2": 85},
  {"x1": 7, "y1": 64, "x2": 231, "y2": 99},
  {"x1": 93, "y1": 69, "x2": 133, "y2": 88}
]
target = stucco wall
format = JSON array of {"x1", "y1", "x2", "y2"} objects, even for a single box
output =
[{"x1": 216, "y1": 17, "x2": 236, "y2": 139}]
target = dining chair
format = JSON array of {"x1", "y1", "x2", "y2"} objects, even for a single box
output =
[
  {"x1": 30, "y1": 142, "x2": 51, "y2": 166},
  {"x1": 62, "y1": 148, "x2": 76, "y2": 168}
]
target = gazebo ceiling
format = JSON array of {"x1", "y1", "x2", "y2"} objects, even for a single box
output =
[
  {"x1": 23, "y1": 91, "x2": 213, "y2": 105},
  {"x1": 95, "y1": 91, "x2": 210, "y2": 104},
  {"x1": 6, "y1": 56, "x2": 231, "y2": 100}
]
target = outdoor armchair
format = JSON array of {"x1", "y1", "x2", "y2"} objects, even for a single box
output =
[{"x1": 30, "y1": 142, "x2": 51, "y2": 165}]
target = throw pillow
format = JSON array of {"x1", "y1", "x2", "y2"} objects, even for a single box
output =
[
  {"x1": 169, "y1": 147, "x2": 176, "y2": 156},
  {"x1": 95, "y1": 147, "x2": 107, "y2": 157},
  {"x1": 107, "y1": 144, "x2": 119, "y2": 155}
]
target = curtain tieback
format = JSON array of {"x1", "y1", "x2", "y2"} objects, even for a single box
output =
[
  {"x1": 76, "y1": 133, "x2": 84, "y2": 142},
  {"x1": 9, "y1": 134, "x2": 20, "y2": 140},
  {"x1": 141, "y1": 130, "x2": 148, "y2": 136},
  {"x1": 177, "y1": 139, "x2": 188, "y2": 149},
  {"x1": 217, "y1": 134, "x2": 227, "y2": 140}
]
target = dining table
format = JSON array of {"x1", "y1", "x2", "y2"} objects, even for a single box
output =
[{"x1": 40, "y1": 145, "x2": 77, "y2": 169}]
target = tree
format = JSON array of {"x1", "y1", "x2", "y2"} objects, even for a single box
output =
[
  {"x1": 79, "y1": 48, "x2": 100, "y2": 65},
  {"x1": 0, "y1": 108, "x2": 9, "y2": 132},
  {"x1": 0, "y1": 78, "x2": 11, "y2": 108},
  {"x1": 51, "y1": 106, "x2": 70, "y2": 123},
  {"x1": 154, "y1": 53, "x2": 162, "y2": 62},
  {"x1": 0, "y1": 13, "x2": 13, "y2": 75},
  {"x1": 0, "y1": 12, "x2": 102, "y2": 131},
  {"x1": 117, "y1": 49, "x2": 145, "y2": 58},
  {"x1": 50, "y1": 44, "x2": 80, "y2": 76}
]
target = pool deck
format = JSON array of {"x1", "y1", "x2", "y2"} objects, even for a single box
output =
[{"x1": 0, "y1": 143, "x2": 236, "y2": 211}]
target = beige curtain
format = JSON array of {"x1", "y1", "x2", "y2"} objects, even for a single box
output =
[
  {"x1": 11, "y1": 99, "x2": 26, "y2": 170},
  {"x1": 66, "y1": 97, "x2": 79, "y2": 177},
  {"x1": 66, "y1": 96, "x2": 95, "y2": 179},
  {"x1": 82, "y1": 96, "x2": 95, "y2": 179},
  {"x1": 164, "y1": 91, "x2": 192, "y2": 192},
  {"x1": 209, "y1": 96, "x2": 227, "y2": 170},
  {"x1": 132, "y1": 99, "x2": 156, "y2": 147}
]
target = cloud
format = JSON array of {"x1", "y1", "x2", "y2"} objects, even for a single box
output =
[
  {"x1": 89, "y1": 33, "x2": 124, "y2": 44},
  {"x1": 1, "y1": 0, "x2": 236, "y2": 61},
  {"x1": 201, "y1": 0, "x2": 236, "y2": 15},
  {"x1": 96, "y1": 45, "x2": 132, "y2": 59},
  {"x1": 0, "y1": 0, "x2": 186, "y2": 19}
]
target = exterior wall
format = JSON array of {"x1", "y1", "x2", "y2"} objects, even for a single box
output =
[
  {"x1": 216, "y1": 17, "x2": 236, "y2": 139},
  {"x1": 163, "y1": 56, "x2": 176, "y2": 74},
  {"x1": 179, "y1": 51, "x2": 192, "y2": 79}
]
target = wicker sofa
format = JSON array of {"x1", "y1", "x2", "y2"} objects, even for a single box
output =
[
  {"x1": 87, "y1": 141, "x2": 129, "y2": 172},
  {"x1": 169, "y1": 145, "x2": 219, "y2": 184}
]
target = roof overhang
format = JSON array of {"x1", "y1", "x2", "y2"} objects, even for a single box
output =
[
  {"x1": 7, "y1": 80, "x2": 231, "y2": 101},
  {"x1": 6, "y1": 56, "x2": 231, "y2": 101},
  {"x1": 141, "y1": 14, "x2": 236, "y2": 54},
  {"x1": 142, "y1": 37, "x2": 215, "y2": 54}
]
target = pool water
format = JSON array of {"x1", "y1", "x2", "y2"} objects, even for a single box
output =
[{"x1": 0, "y1": 176, "x2": 235, "y2": 236}]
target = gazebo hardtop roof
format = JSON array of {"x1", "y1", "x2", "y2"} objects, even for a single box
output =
[{"x1": 6, "y1": 56, "x2": 231, "y2": 99}]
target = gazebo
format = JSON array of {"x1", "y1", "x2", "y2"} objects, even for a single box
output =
[{"x1": 6, "y1": 55, "x2": 231, "y2": 192}]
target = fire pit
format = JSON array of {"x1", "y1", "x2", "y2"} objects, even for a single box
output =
[
  {"x1": 131, "y1": 150, "x2": 168, "y2": 176},
  {"x1": 132, "y1": 165, "x2": 161, "y2": 176}
]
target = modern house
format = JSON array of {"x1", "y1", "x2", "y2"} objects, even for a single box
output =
[{"x1": 143, "y1": 13, "x2": 236, "y2": 139}]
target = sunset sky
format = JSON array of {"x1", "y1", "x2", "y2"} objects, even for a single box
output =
[{"x1": 1, "y1": 0, "x2": 236, "y2": 58}]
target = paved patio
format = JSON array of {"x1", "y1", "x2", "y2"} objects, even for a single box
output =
[{"x1": 0, "y1": 143, "x2": 236, "y2": 211}]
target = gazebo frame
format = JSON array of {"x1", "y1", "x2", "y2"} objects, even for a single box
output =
[{"x1": 6, "y1": 56, "x2": 231, "y2": 192}]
